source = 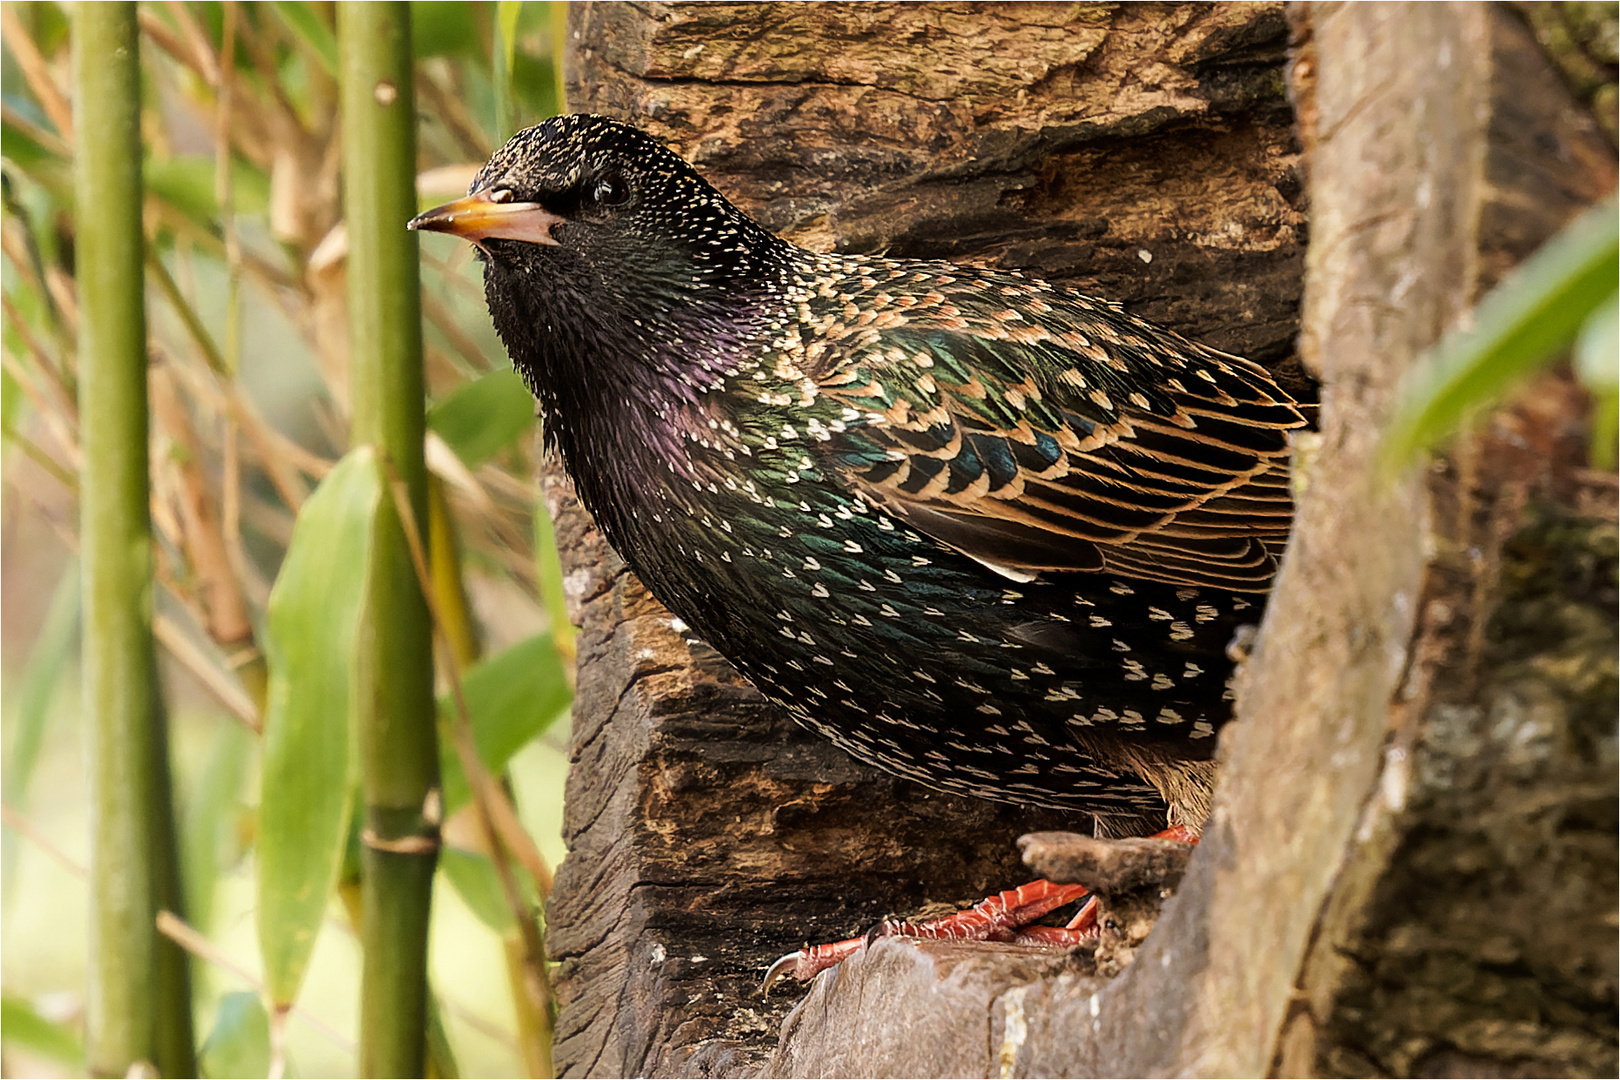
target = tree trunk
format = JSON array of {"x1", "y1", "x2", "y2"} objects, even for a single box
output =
[{"x1": 544, "y1": 3, "x2": 1616, "y2": 1076}]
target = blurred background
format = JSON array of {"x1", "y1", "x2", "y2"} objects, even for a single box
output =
[{"x1": 2, "y1": 3, "x2": 573, "y2": 1075}]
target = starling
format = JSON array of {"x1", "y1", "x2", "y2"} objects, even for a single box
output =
[{"x1": 411, "y1": 114, "x2": 1310, "y2": 838}]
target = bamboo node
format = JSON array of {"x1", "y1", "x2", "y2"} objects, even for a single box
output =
[{"x1": 360, "y1": 828, "x2": 440, "y2": 855}]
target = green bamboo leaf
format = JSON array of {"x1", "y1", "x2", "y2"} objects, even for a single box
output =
[
  {"x1": 1, "y1": 367, "x2": 25, "y2": 443},
  {"x1": 440, "y1": 847, "x2": 526, "y2": 932},
  {"x1": 493, "y1": 1, "x2": 523, "y2": 136},
  {"x1": 180, "y1": 723, "x2": 253, "y2": 938},
  {"x1": 512, "y1": 50, "x2": 559, "y2": 120},
  {"x1": 258, "y1": 445, "x2": 383, "y2": 1006},
  {"x1": 1576, "y1": 291, "x2": 1618, "y2": 391},
  {"x1": 2, "y1": 171, "x2": 69, "y2": 275},
  {"x1": 0, "y1": 121, "x2": 59, "y2": 169},
  {"x1": 271, "y1": 2, "x2": 339, "y2": 76},
  {"x1": 534, "y1": 495, "x2": 575, "y2": 655},
  {"x1": 426, "y1": 993, "x2": 462, "y2": 1079},
  {"x1": 13, "y1": 2, "x2": 70, "y2": 54},
  {"x1": 1576, "y1": 292, "x2": 1618, "y2": 468},
  {"x1": 197, "y1": 992, "x2": 271, "y2": 1080},
  {"x1": 1384, "y1": 197, "x2": 1620, "y2": 468},
  {"x1": 1, "y1": 559, "x2": 78, "y2": 912},
  {"x1": 498, "y1": 1, "x2": 523, "y2": 72},
  {"x1": 438, "y1": 632, "x2": 570, "y2": 814},
  {"x1": 427, "y1": 367, "x2": 536, "y2": 466},
  {"x1": 548, "y1": 0, "x2": 569, "y2": 114},
  {"x1": 0, "y1": 994, "x2": 84, "y2": 1068}
]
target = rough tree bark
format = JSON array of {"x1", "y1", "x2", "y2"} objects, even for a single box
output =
[{"x1": 543, "y1": 3, "x2": 1616, "y2": 1076}]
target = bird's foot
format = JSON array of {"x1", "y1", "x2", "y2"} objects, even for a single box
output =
[
  {"x1": 763, "y1": 825, "x2": 1201, "y2": 992},
  {"x1": 762, "y1": 878, "x2": 1095, "y2": 993}
]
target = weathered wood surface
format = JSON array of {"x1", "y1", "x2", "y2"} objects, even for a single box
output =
[
  {"x1": 764, "y1": 938, "x2": 1101, "y2": 1080},
  {"x1": 1251, "y1": 6, "x2": 1617, "y2": 1075},
  {"x1": 544, "y1": 2, "x2": 1616, "y2": 1076}
]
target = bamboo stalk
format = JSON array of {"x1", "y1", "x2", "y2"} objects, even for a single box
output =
[
  {"x1": 73, "y1": 5, "x2": 196, "y2": 1076},
  {"x1": 385, "y1": 467, "x2": 555, "y2": 1080},
  {"x1": 338, "y1": 5, "x2": 440, "y2": 1075}
]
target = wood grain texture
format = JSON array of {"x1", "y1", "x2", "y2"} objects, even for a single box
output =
[
  {"x1": 1263, "y1": 6, "x2": 1618, "y2": 1075},
  {"x1": 763, "y1": 939, "x2": 1099, "y2": 1079}
]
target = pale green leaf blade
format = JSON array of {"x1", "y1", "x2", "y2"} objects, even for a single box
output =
[
  {"x1": 0, "y1": 122, "x2": 59, "y2": 171},
  {"x1": 1576, "y1": 290, "x2": 1618, "y2": 392},
  {"x1": 2, "y1": 366, "x2": 27, "y2": 443},
  {"x1": 438, "y1": 631, "x2": 570, "y2": 814},
  {"x1": 426, "y1": 367, "x2": 535, "y2": 467},
  {"x1": 1384, "y1": 197, "x2": 1620, "y2": 467},
  {"x1": 144, "y1": 155, "x2": 271, "y2": 231},
  {"x1": 440, "y1": 847, "x2": 519, "y2": 932},
  {"x1": 180, "y1": 723, "x2": 254, "y2": 938},
  {"x1": 493, "y1": 1, "x2": 524, "y2": 136},
  {"x1": 198, "y1": 991, "x2": 271, "y2": 1080},
  {"x1": 426, "y1": 993, "x2": 462, "y2": 1079},
  {"x1": 0, "y1": 994, "x2": 84, "y2": 1068},
  {"x1": 498, "y1": 1, "x2": 523, "y2": 72},
  {"x1": 534, "y1": 496, "x2": 575, "y2": 655},
  {"x1": 1576, "y1": 292, "x2": 1618, "y2": 468},
  {"x1": 411, "y1": 1, "x2": 485, "y2": 61},
  {"x1": 257, "y1": 446, "x2": 382, "y2": 1005}
]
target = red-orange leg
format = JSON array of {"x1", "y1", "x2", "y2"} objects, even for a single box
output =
[
  {"x1": 761, "y1": 826, "x2": 1198, "y2": 991},
  {"x1": 763, "y1": 879, "x2": 1091, "y2": 992}
]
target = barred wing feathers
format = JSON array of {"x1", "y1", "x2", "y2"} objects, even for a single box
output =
[{"x1": 812, "y1": 275, "x2": 1310, "y2": 592}]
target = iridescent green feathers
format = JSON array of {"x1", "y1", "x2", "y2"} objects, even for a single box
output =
[{"x1": 788, "y1": 257, "x2": 1309, "y2": 592}]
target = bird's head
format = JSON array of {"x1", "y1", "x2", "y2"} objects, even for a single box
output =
[
  {"x1": 411, "y1": 115, "x2": 790, "y2": 496},
  {"x1": 413, "y1": 114, "x2": 782, "y2": 346},
  {"x1": 412, "y1": 114, "x2": 787, "y2": 415}
]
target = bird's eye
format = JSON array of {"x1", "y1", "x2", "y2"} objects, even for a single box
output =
[{"x1": 592, "y1": 174, "x2": 630, "y2": 207}]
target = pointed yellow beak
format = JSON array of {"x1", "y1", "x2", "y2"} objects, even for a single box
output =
[{"x1": 408, "y1": 188, "x2": 563, "y2": 246}]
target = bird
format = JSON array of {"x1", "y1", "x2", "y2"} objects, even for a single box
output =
[{"x1": 411, "y1": 111, "x2": 1308, "y2": 904}]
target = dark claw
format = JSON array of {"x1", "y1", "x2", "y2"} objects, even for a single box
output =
[{"x1": 760, "y1": 950, "x2": 806, "y2": 995}]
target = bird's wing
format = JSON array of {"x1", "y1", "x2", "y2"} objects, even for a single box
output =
[{"x1": 814, "y1": 293, "x2": 1310, "y2": 592}]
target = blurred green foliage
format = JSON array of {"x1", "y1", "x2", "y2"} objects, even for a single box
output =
[
  {"x1": 1384, "y1": 197, "x2": 1619, "y2": 470},
  {"x1": 257, "y1": 446, "x2": 381, "y2": 1006},
  {"x1": 197, "y1": 991, "x2": 271, "y2": 1080},
  {"x1": 2, "y1": 2, "x2": 570, "y2": 1075}
]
